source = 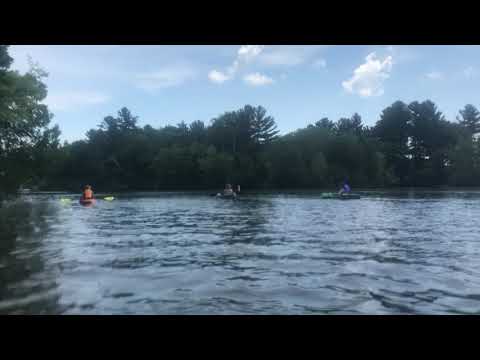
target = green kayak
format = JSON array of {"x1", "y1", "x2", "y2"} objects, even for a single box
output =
[
  {"x1": 321, "y1": 193, "x2": 361, "y2": 200},
  {"x1": 215, "y1": 193, "x2": 237, "y2": 200}
]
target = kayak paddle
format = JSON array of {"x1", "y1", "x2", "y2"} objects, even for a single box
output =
[{"x1": 60, "y1": 196, "x2": 114, "y2": 203}]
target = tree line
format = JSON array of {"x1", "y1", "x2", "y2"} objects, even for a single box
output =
[
  {"x1": 29, "y1": 101, "x2": 480, "y2": 191},
  {"x1": 2, "y1": 45, "x2": 480, "y2": 197}
]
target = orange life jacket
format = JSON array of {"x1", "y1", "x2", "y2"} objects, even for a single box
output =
[{"x1": 83, "y1": 189, "x2": 93, "y2": 199}]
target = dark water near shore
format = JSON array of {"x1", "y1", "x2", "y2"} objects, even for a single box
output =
[{"x1": 1, "y1": 190, "x2": 480, "y2": 314}]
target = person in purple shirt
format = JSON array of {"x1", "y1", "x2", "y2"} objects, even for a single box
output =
[{"x1": 338, "y1": 180, "x2": 351, "y2": 195}]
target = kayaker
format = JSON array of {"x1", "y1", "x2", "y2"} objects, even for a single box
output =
[
  {"x1": 338, "y1": 180, "x2": 351, "y2": 195},
  {"x1": 223, "y1": 183, "x2": 235, "y2": 196},
  {"x1": 82, "y1": 185, "x2": 94, "y2": 200}
]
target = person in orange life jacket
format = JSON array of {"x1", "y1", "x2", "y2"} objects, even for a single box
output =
[{"x1": 82, "y1": 185, "x2": 94, "y2": 200}]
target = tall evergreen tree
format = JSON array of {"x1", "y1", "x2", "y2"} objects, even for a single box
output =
[{"x1": 458, "y1": 104, "x2": 480, "y2": 136}]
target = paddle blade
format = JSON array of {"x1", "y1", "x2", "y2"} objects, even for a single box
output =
[
  {"x1": 60, "y1": 198, "x2": 72, "y2": 203},
  {"x1": 104, "y1": 196, "x2": 115, "y2": 201}
]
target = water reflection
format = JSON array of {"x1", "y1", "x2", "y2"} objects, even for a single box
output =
[{"x1": 0, "y1": 200, "x2": 63, "y2": 314}]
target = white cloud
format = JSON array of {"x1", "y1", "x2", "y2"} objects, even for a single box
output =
[
  {"x1": 463, "y1": 66, "x2": 476, "y2": 79},
  {"x1": 136, "y1": 65, "x2": 196, "y2": 91},
  {"x1": 426, "y1": 71, "x2": 443, "y2": 80},
  {"x1": 46, "y1": 91, "x2": 110, "y2": 111},
  {"x1": 342, "y1": 52, "x2": 393, "y2": 97},
  {"x1": 238, "y1": 45, "x2": 265, "y2": 63},
  {"x1": 312, "y1": 58, "x2": 327, "y2": 69},
  {"x1": 208, "y1": 45, "x2": 265, "y2": 84},
  {"x1": 243, "y1": 73, "x2": 274, "y2": 86},
  {"x1": 208, "y1": 45, "x2": 327, "y2": 84},
  {"x1": 208, "y1": 70, "x2": 230, "y2": 84}
]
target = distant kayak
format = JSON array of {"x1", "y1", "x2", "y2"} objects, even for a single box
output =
[
  {"x1": 321, "y1": 193, "x2": 361, "y2": 200},
  {"x1": 216, "y1": 193, "x2": 237, "y2": 200},
  {"x1": 79, "y1": 198, "x2": 96, "y2": 205}
]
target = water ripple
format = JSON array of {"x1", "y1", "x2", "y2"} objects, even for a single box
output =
[{"x1": 2, "y1": 191, "x2": 480, "y2": 314}]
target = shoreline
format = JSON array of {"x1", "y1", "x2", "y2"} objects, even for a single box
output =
[{"x1": 15, "y1": 187, "x2": 480, "y2": 196}]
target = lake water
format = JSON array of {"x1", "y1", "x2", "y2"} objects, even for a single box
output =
[{"x1": 1, "y1": 190, "x2": 480, "y2": 314}]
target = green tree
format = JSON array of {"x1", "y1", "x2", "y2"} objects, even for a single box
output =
[
  {"x1": 311, "y1": 152, "x2": 328, "y2": 185},
  {"x1": 457, "y1": 104, "x2": 480, "y2": 136},
  {"x1": 151, "y1": 146, "x2": 195, "y2": 188},
  {"x1": 198, "y1": 146, "x2": 234, "y2": 187},
  {"x1": 247, "y1": 105, "x2": 279, "y2": 146},
  {"x1": 315, "y1": 117, "x2": 335, "y2": 131},
  {"x1": 264, "y1": 141, "x2": 308, "y2": 188},
  {"x1": 408, "y1": 100, "x2": 457, "y2": 186},
  {"x1": 0, "y1": 45, "x2": 57, "y2": 195},
  {"x1": 373, "y1": 101, "x2": 412, "y2": 184},
  {"x1": 448, "y1": 136, "x2": 477, "y2": 186},
  {"x1": 208, "y1": 105, "x2": 278, "y2": 155},
  {"x1": 189, "y1": 120, "x2": 207, "y2": 143},
  {"x1": 335, "y1": 113, "x2": 364, "y2": 136}
]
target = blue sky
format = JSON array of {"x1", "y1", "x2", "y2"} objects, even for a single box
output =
[{"x1": 8, "y1": 45, "x2": 480, "y2": 142}]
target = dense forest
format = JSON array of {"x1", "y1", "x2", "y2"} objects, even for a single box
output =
[{"x1": 2, "y1": 45, "x2": 480, "y2": 197}]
